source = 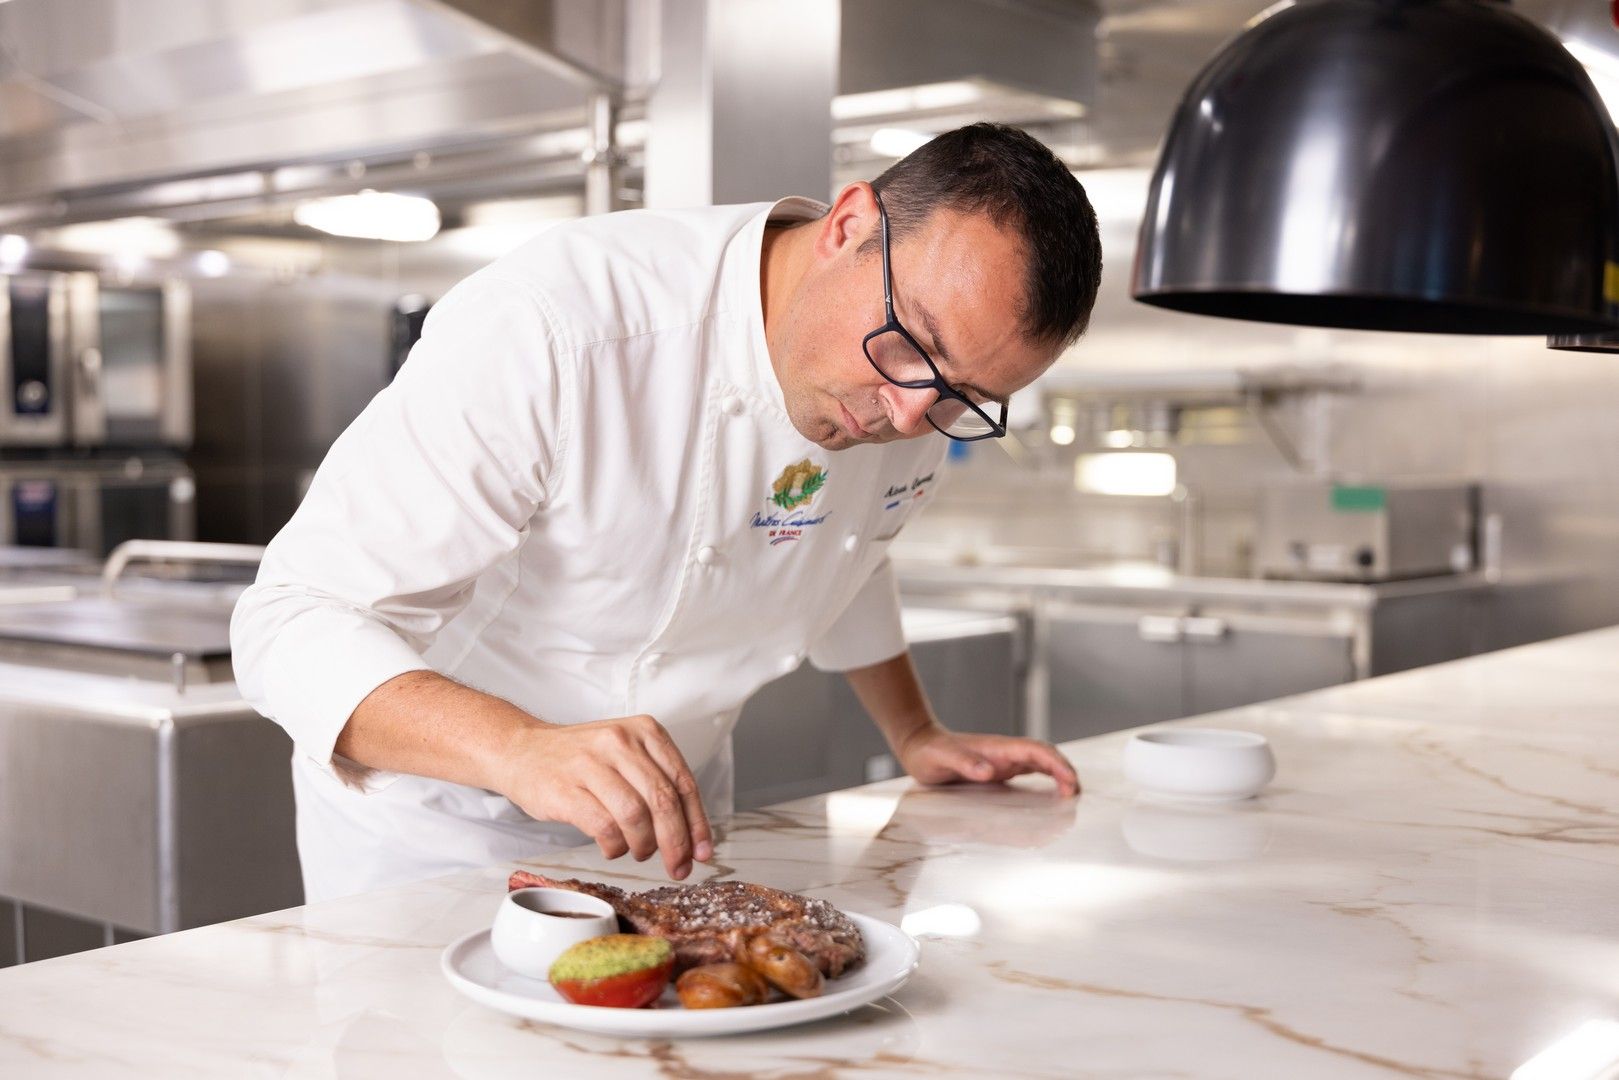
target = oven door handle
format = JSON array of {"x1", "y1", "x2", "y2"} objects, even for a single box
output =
[
  {"x1": 78, "y1": 346, "x2": 102, "y2": 387},
  {"x1": 102, "y1": 540, "x2": 266, "y2": 598}
]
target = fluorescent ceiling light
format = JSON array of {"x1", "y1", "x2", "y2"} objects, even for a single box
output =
[
  {"x1": 293, "y1": 190, "x2": 440, "y2": 242},
  {"x1": 0, "y1": 234, "x2": 26, "y2": 265},
  {"x1": 833, "y1": 80, "x2": 988, "y2": 121},
  {"x1": 51, "y1": 217, "x2": 180, "y2": 258},
  {"x1": 434, "y1": 222, "x2": 563, "y2": 261},
  {"x1": 1075, "y1": 167, "x2": 1153, "y2": 223},
  {"x1": 462, "y1": 195, "x2": 582, "y2": 228},
  {"x1": 868, "y1": 127, "x2": 933, "y2": 158},
  {"x1": 195, "y1": 250, "x2": 231, "y2": 277},
  {"x1": 1075, "y1": 452, "x2": 1177, "y2": 497},
  {"x1": 110, "y1": 252, "x2": 149, "y2": 279}
]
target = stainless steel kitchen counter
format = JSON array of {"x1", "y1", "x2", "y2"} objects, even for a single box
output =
[
  {"x1": 0, "y1": 658, "x2": 301, "y2": 946},
  {"x1": 895, "y1": 557, "x2": 1497, "y2": 611},
  {"x1": 897, "y1": 560, "x2": 1504, "y2": 745}
]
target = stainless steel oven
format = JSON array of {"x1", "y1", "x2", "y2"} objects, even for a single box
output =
[
  {"x1": 66, "y1": 275, "x2": 192, "y2": 448},
  {"x1": 0, "y1": 457, "x2": 194, "y2": 556},
  {"x1": 0, "y1": 273, "x2": 71, "y2": 447}
]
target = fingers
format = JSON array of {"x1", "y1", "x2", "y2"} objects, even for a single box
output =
[
  {"x1": 944, "y1": 745, "x2": 997, "y2": 783},
  {"x1": 567, "y1": 787, "x2": 630, "y2": 860},
  {"x1": 581, "y1": 763, "x2": 661, "y2": 866},
  {"x1": 977, "y1": 738, "x2": 1082, "y2": 797},
  {"x1": 571, "y1": 718, "x2": 713, "y2": 881},
  {"x1": 639, "y1": 731, "x2": 715, "y2": 866},
  {"x1": 617, "y1": 753, "x2": 696, "y2": 880}
]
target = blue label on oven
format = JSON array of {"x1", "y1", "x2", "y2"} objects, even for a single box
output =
[{"x1": 12, "y1": 480, "x2": 57, "y2": 546}]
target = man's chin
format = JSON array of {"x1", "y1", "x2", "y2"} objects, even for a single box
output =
[
  {"x1": 814, "y1": 431, "x2": 859, "y2": 451},
  {"x1": 784, "y1": 408, "x2": 864, "y2": 450}
]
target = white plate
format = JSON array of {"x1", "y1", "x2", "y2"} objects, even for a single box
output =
[{"x1": 440, "y1": 911, "x2": 919, "y2": 1038}]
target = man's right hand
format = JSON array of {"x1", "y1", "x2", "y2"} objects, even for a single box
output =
[
  {"x1": 339, "y1": 673, "x2": 715, "y2": 881},
  {"x1": 494, "y1": 714, "x2": 715, "y2": 880}
]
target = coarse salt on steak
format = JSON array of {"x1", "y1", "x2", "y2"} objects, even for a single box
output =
[{"x1": 508, "y1": 871, "x2": 865, "y2": 976}]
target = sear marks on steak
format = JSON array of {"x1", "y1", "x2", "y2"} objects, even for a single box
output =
[{"x1": 508, "y1": 871, "x2": 865, "y2": 977}]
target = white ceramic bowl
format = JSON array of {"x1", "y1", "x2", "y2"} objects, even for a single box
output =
[
  {"x1": 1123, "y1": 728, "x2": 1276, "y2": 802},
  {"x1": 489, "y1": 887, "x2": 617, "y2": 980}
]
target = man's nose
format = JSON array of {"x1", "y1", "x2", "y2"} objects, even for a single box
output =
[{"x1": 881, "y1": 384, "x2": 936, "y2": 436}]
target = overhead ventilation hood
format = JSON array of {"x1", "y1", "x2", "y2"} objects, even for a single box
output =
[
  {"x1": 1131, "y1": 0, "x2": 1619, "y2": 336},
  {"x1": 0, "y1": 0, "x2": 638, "y2": 226},
  {"x1": 0, "y1": 0, "x2": 1098, "y2": 230}
]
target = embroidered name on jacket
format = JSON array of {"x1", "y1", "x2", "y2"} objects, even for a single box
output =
[
  {"x1": 882, "y1": 470, "x2": 934, "y2": 510},
  {"x1": 755, "y1": 458, "x2": 831, "y2": 545}
]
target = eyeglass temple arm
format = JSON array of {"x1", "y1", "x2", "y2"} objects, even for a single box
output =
[{"x1": 876, "y1": 191, "x2": 897, "y2": 318}]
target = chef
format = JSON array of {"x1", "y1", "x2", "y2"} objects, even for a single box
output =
[{"x1": 231, "y1": 123, "x2": 1103, "y2": 903}]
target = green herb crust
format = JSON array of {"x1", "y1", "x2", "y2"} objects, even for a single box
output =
[{"x1": 549, "y1": 934, "x2": 673, "y2": 983}]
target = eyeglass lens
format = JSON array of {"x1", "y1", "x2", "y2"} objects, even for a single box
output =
[{"x1": 864, "y1": 329, "x2": 997, "y2": 437}]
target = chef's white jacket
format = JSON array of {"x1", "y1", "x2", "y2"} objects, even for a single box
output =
[{"x1": 231, "y1": 198, "x2": 948, "y2": 902}]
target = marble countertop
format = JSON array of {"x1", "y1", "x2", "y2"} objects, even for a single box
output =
[{"x1": 4, "y1": 626, "x2": 1619, "y2": 1078}]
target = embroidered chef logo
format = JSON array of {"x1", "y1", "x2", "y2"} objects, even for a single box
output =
[
  {"x1": 771, "y1": 459, "x2": 826, "y2": 511},
  {"x1": 753, "y1": 458, "x2": 831, "y2": 545}
]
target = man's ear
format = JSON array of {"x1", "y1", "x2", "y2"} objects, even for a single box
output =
[{"x1": 814, "y1": 182, "x2": 877, "y2": 262}]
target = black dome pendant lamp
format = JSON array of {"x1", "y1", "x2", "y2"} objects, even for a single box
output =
[
  {"x1": 1131, "y1": 0, "x2": 1619, "y2": 336},
  {"x1": 1547, "y1": 330, "x2": 1619, "y2": 352}
]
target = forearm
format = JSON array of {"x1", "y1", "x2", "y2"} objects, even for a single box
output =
[
  {"x1": 335, "y1": 669, "x2": 545, "y2": 792},
  {"x1": 842, "y1": 650, "x2": 944, "y2": 756}
]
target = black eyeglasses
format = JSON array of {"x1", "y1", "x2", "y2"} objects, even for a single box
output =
[{"x1": 860, "y1": 191, "x2": 1009, "y2": 442}]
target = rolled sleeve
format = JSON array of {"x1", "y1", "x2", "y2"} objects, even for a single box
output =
[
  {"x1": 230, "y1": 272, "x2": 570, "y2": 790},
  {"x1": 806, "y1": 557, "x2": 907, "y2": 672}
]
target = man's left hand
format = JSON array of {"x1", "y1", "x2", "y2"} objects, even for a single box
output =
[{"x1": 895, "y1": 724, "x2": 1080, "y2": 797}]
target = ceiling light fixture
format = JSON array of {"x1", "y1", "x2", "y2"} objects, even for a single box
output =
[
  {"x1": 868, "y1": 127, "x2": 933, "y2": 158},
  {"x1": 293, "y1": 190, "x2": 440, "y2": 242}
]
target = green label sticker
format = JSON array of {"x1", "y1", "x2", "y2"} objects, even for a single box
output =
[{"x1": 1332, "y1": 485, "x2": 1386, "y2": 513}]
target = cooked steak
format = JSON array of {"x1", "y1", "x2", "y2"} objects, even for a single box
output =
[{"x1": 508, "y1": 871, "x2": 866, "y2": 977}]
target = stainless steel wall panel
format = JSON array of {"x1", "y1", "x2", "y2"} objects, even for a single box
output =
[
  {"x1": 1183, "y1": 615, "x2": 1354, "y2": 716},
  {"x1": 1045, "y1": 603, "x2": 1185, "y2": 741},
  {"x1": 0, "y1": 693, "x2": 300, "y2": 938},
  {"x1": 645, "y1": 0, "x2": 837, "y2": 207},
  {"x1": 172, "y1": 715, "x2": 301, "y2": 930},
  {"x1": 189, "y1": 271, "x2": 400, "y2": 543},
  {"x1": 840, "y1": 0, "x2": 1099, "y2": 105},
  {"x1": 735, "y1": 612, "x2": 1021, "y2": 811},
  {"x1": 0, "y1": 705, "x2": 162, "y2": 932}
]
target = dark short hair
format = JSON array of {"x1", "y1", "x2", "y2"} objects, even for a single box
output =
[{"x1": 862, "y1": 122, "x2": 1102, "y2": 350}]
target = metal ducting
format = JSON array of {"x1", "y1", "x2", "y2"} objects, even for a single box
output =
[
  {"x1": 839, "y1": 0, "x2": 1097, "y2": 106},
  {"x1": 0, "y1": 0, "x2": 641, "y2": 226},
  {"x1": 1132, "y1": 0, "x2": 1619, "y2": 336}
]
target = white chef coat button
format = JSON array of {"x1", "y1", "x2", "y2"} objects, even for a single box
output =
[
  {"x1": 842, "y1": 533, "x2": 859, "y2": 553},
  {"x1": 722, "y1": 395, "x2": 745, "y2": 417},
  {"x1": 644, "y1": 652, "x2": 665, "y2": 670},
  {"x1": 712, "y1": 715, "x2": 725, "y2": 728},
  {"x1": 696, "y1": 545, "x2": 720, "y2": 567},
  {"x1": 780, "y1": 653, "x2": 802, "y2": 674}
]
